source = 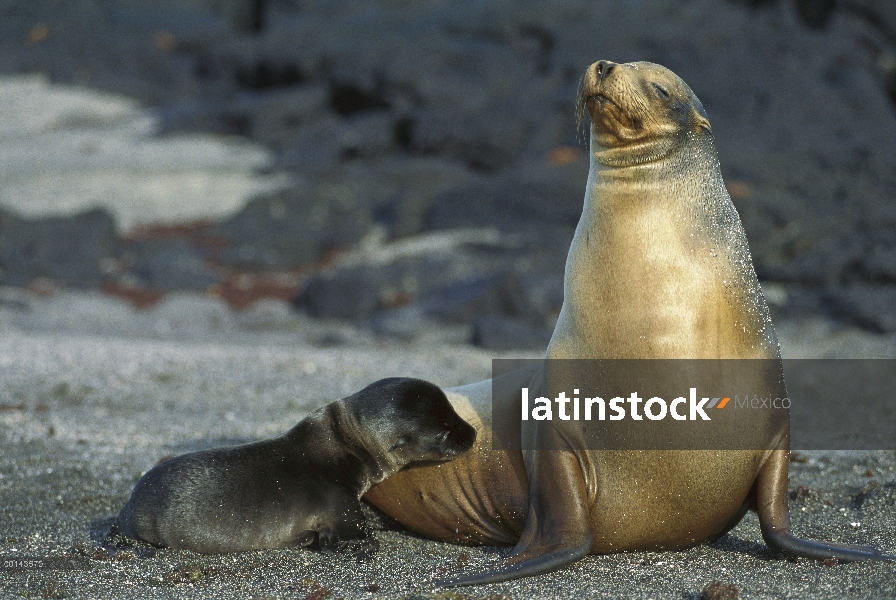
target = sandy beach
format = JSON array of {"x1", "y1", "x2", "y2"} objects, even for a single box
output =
[{"x1": 1, "y1": 292, "x2": 894, "y2": 599}]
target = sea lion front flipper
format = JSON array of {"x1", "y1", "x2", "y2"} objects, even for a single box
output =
[
  {"x1": 439, "y1": 433, "x2": 593, "y2": 586},
  {"x1": 315, "y1": 496, "x2": 364, "y2": 553},
  {"x1": 756, "y1": 438, "x2": 896, "y2": 562}
]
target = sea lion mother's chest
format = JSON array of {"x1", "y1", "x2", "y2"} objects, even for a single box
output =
[{"x1": 568, "y1": 201, "x2": 739, "y2": 358}]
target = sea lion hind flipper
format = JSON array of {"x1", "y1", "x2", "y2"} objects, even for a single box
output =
[
  {"x1": 756, "y1": 444, "x2": 896, "y2": 562},
  {"x1": 102, "y1": 522, "x2": 134, "y2": 551},
  {"x1": 440, "y1": 444, "x2": 593, "y2": 586},
  {"x1": 102, "y1": 522, "x2": 122, "y2": 547}
]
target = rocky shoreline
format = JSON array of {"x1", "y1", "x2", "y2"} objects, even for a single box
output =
[{"x1": 1, "y1": 0, "x2": 896, "y2": 348}]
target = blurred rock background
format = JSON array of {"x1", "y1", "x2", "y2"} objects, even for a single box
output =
[{"x1": 0, "y1": 0, "x2": 894, "y2": 348}]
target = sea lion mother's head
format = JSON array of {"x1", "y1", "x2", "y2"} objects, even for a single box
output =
[{"x1": 578, "y1": 60, "x2": 712, "y2": 166}]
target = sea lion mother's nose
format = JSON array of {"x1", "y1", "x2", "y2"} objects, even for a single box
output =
[{"x1": 596, "y1": 60, "x2": 617, "y2": 83}]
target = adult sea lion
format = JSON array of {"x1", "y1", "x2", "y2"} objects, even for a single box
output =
[
  {"x1": 364, "y1": 60, "x2": 894, "y2": 585},
  {"x1": 111, "y1": 377, "x2": 476, "y2": 555}
]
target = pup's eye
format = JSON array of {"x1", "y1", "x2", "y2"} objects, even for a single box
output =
[
  {"x1": 390, "y1": 436, "x2": 410, "y2": 451},
  {"x1": 653, "y1": 83, "x2": 670, "y2": 98},
  {"x1": 435, "y1": 431, "x2": 450, "y2": 444}
]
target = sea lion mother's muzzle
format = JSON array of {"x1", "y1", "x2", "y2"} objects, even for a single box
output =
[{"x1": 596, "y1": 60, "x2": 617, "y2": 83}]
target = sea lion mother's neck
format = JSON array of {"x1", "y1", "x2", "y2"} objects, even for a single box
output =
[
  {"x1": 550, "y1": 136, "x2": 728, "y2": 359},
  {"x1": 585, "y1": 135, "x2": 720, "y2": 220},
  {"x1": 590, "y1": 133, "x2": 715, "y2": 184}
]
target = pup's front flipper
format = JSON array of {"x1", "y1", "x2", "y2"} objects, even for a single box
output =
[
  {"x1": 316, "y1": 502, "x2": 379, "y2": 562},
  {"x1": 317, "y1": 527, "x2": 347, "y2": 555},
  {"x1": 288, "y1": 530, "x2": 316, "y2": 548},
  {"x1": 347, "y1": 531, "x2": 380, "y2": 562},
  {"x1": 756, "y1": 436, "x2": 896, "y2": 562},
  {"x1": 439, "y1": 427, "x2": 593, "y2": 586},
  {"x1": 316, "y1": 528, "x2": 379, "y2": 561}
]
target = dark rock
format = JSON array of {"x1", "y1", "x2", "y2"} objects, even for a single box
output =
[
  {"x1": 795, "y1": 0, "x2": 838, "y2": 29},
  {"x1": 292, "y1": 253, "x2": 499, "y2": 322},
  {"x1": 471, "y1": 316, "x2": 552, "y2": 351},
  {"x1": 249, "y1": 85, "x2": 331, "y2": 149},
  {"x1": 158, "y1": 83, "x2": 335, "y2": 154},
  {"x1": 423, "y1": 161, "x2": 586, "y2": 240},
  {"x1": 410, "y1": 108, "x2": 530, "y2": 172},
  {"x1": 126, "y1": 239, "x2": 220, "y2": 292},
  {"x1": 746, "y1": 222, "x2": 892, "y2": 291},
  {"x1": 754, "y1": 242, "x2": 866, "y2": 285},
  {"x1": 225, "y1": 0, "x2": 267, "y2": 33},
  {"x1": 764, "y1": 283, "x2": 828, "y2": 323},
  {"x1": 367, "y1": 306, "x2": 437, "y2": 340},
  {"x1": 823, "y1": 284, "x2": 896, "y2": 333},
  {"x1": 231, "y1": 157, "x2": 472, "y2": 260},
  {"x1": 790, "y1": 451, "x2": 810, "y2": 463},
  {"x1": 329, "y1": 81, "x2": 390, "y2": 117},
  {"x1": 336, "y1": 157, "x2": 475, "y2": 239},
  {"x1": 212, "y1": 185, "x2": 372, "y2": 270},
  {"x1": 293, "y1": 231, "x2": 532, "y2": 322},
  {"x1": 293, "y1": 266, "x2": 382, "y2": 320},
  {"x1": 860, "y1": 241, "x2": 896, "y2": 284},
  {"x1": 273, "y1": 112, "x2": 399, "y2": 170},
  {"x1": 729, "y1": 0, "x2": 778, "y2": 7},
  {"x1": 0, "y1": 2, "x2": 229, "y2": 104},
  {"x1": 334, "y1": 113, "x2": 399, "y2": 160},
  {"x1": 0, "y1": 208, "x2": 119, "y2": 288},
  {"x1": 232, "y1": 55, "x2": 304, "y2": 89},
  {"x1": 272, "y1": 115, "x2": 350, "y2": 172},
  {"x1": 421, "y1": 271, "x2": 540, "y2": 324}
]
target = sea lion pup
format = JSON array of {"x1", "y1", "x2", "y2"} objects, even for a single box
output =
[
  {"x1": 111, "y1": 377, "x2": 476, "y2": 555},
  {"x1": 365, "y1": 60, "x2": 894, "y2": 586}
]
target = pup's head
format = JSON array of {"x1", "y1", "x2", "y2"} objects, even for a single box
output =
[{"x1": 350, "y1": 377, "x2": 476, "y2": 468}]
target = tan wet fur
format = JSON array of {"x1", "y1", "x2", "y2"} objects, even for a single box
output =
[{"x1": 365, "y1": 61, "x2": 894, "y2": 585}]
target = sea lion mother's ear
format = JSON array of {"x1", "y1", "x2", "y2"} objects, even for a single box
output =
[
  {"x1": 692, "y1": 100, "x2": 712, "y2": 134},
  {"x1": 694, "y1": 113, "x2": 712, "y2": 134}
]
